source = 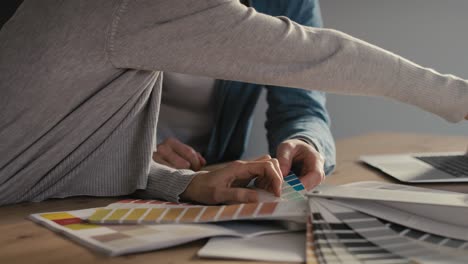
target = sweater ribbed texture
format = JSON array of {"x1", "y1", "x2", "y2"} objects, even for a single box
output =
[{"x1": 136, "y1": 163, "x2": 196, "y2": 203}]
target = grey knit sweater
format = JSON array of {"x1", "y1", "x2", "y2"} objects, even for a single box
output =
[{"x1": 1, "y1": 0, "x2": 467, "y2": 206}]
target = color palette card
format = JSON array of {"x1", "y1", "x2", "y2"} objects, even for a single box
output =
[
  {"x1": 86, "y1": 173, "x2": 307, "y2": 225},
  {"x1": 310, "y1": 181, "x2": 468, "y2": 241},
  {"x1": 278, "y1": 173, "x2": 307, "y2": 201},
  {"x1": 246, "y1": 172, "x2": 307, "y2": 202},
  {"x1": 310, "y1": 198, "x2": 468, "y2": 263},
  {"x1": 29, "y1": 208, "x2": 294, "y2": 256},
  {"x1": 306, "y1": 200, "x2": 412, "y2": 264},
  {"x1": 108, "y1": 173, "x2": 306, "y2": 208},
  {"x1": 87, "y1": 200, "x2": 307, "y2": 225},
  {"x1": 309, "y1": 183, "x2": 468, "y2": 209}
]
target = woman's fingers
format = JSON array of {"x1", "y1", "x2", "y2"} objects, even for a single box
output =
[
  {"x1": 251, "y1": 156, "x2": 285, "y2": 193},
  {"x1": 270, "y1": 158, "x2": 282, "y2": 180},
  {"x1": 231, "y1": 159, "x2": 283, "y2": 197},
  {"x1": 253, "y1": 154, "x2": 272, "y2": 161},
  {"x1": 180, "y1": 158, "x2": 284, "y2": 205},
  {"x1": 220, "y1": 188, "x2": 258, "y2": 204}
]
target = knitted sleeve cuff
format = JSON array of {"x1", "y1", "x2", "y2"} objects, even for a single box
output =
[
  {"x1": 134, "y1": 161, "x2": 197, "y2": 203},
  {"x1": 394, "y1": 57, "x2": 468, "y2": 123}
]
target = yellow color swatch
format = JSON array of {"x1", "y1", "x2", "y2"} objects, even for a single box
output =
[
  {"x1": 88, "y1": 209, "x2": 112, "y2": 222},
  {"x1": 161, "y1": 208, "x2": 184, "y2": 222},
  {"x1": 199, "y1": 206, "x2": 221, "y2": 222},
  {"x1": 106, "y1": 209, "x2": 130, "y2": 221},
  {"x1": 180, "y1": 207, "x2": 203, "y2": 222},
  {"x1": 124, "y1": 208, "x2": 147, "y2": 221},
  {"x1": 65, "y1": 223, "x2": 100, "y2": 230},
  {"x1": 219, "y1": 204, "x2": 240, "y2": 219},
  {"x1": 142, "y1": 208, "x2": 166, "y2": 222},
  {"x1": 41, "y1": 212, "x2": 76, "y2": 220}
]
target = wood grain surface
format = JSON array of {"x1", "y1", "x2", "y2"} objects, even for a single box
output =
[{"x1": 1, "y1": 132, "x2": 467, "y2": 264}]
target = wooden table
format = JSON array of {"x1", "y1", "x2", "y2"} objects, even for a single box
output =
[{"x1": 1, "y1": 133, "x2": 467, "y2": 264}]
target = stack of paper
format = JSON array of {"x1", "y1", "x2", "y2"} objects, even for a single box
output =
[
  {"x1": 29, "y1": 173, "x2": 309, "y2": 260},
  {"x1": 306, "y1": 182, "x2": 468, "y2": 263},
  {"x1": 29, "y1": 174, "x2": 468, "y2": 263}
]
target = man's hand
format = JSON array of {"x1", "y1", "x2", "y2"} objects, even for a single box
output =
[
  {"x1": 276, "y1": 139, "x2": 325, "y2": 190},
  {"x1": 153, "y1": 137, "x2": 206, "y2": 171},
  {"x1": 181, "y1": 156, "x2": 283, "y2": 204}
]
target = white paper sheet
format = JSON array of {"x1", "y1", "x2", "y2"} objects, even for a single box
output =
[
  {"x1": 315, "y1": 198, "x2": 468, "y2": 264},
  {"x1": 198, "y1": 232, "x2": 305, "y2": 262},
  {"x1": 308, "y1": 181, "x2": 468, "y2": 240},
  {"x1": 29, "y1": 209, "x2": 297, "y2": 256},
  {"x1": 309, "y1": 184, "x2": 468, "y2": 209}
]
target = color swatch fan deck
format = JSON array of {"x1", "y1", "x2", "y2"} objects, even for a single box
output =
[{"x1": 28, "y1": 175, "x2": 468, "y2": 262}]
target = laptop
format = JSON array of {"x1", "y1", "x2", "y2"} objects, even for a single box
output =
[{"x1": 360, "y1": 151, "x2": 468, "y2": 183}]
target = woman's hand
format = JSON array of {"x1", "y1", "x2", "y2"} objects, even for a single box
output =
[
  {"x1": 180, "y1": 156, "x2": 283, "y2": 204},
  {"x1": 153, "y1": 137, "x2": 206, "y2": 171}
]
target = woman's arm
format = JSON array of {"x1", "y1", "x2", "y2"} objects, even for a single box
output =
[
  {"x1": 109, "y1": 0, "x2": 468, "y2": 123},
  {"x1": 136, "y1": 157, "x2": 283, "y2": 204}
]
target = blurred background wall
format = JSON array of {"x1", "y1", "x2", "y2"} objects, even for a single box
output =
[{"x1": 245, "y1": 0, "x2": 468, "y2": 158}]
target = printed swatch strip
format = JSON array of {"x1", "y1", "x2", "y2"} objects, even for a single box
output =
[
  {"x1": 87, "y1": 201, "x2": 306, "y2": 224},
  {"x1": 87, "y1": 173, "x2": 307, "y2": 224}
]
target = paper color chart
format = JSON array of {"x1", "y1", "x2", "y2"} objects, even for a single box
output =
[
  {"x1": 336, "y1": 211, "x2": 468, "y2": 263},
  {"x1": 383, "y1": 220, "x2": 468, "y2": 251},
  {"x1": 255, "y1": 172, "x2": 306, "y2": 202},
  {"x1": 87, "y1": 173, "x2": 307, "y2": 224},
  {"x1": 104, "y1": 172, "x2": 305, "y2": 209},
  {"x1": 87, "y1": 200, "x2": 307, "y2": 224},
  {"x1": 306, "y1": 202, "x2": 411, "y2": 264},
  {"x1": 282, "y1": 173, "x2": 306, "y2": 201},
  {"x1": 29, "y1": 208, "x2": 279, "y2": 256},
  {"x1": 315, "y1": 199, "x2": 468, "y2": 263}
]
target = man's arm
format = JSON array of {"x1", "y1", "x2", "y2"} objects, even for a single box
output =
[
  {"x1": 153, "y1": 137, "x2": 206, "y2": 171},
  {"x1": 266, "y1": 87, "x2": 336, "y2": 176},
  {"x1": 255, "y1": 0, "x2": 335, "y2": 176}
]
